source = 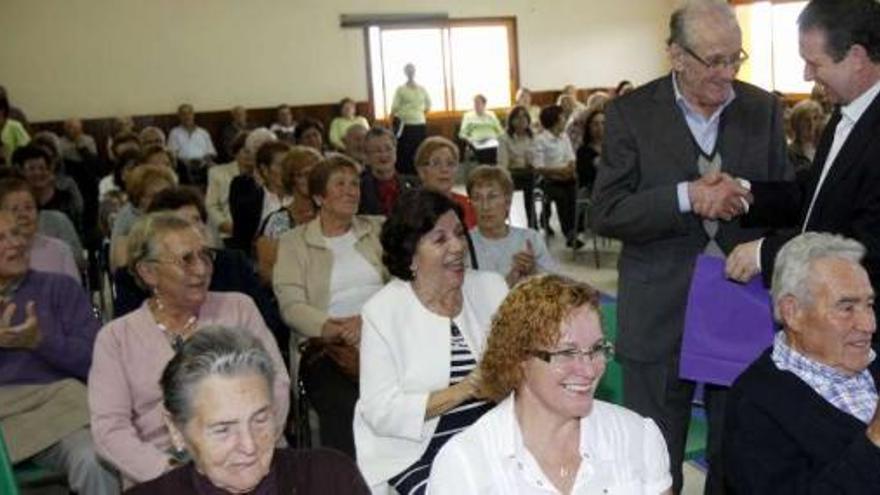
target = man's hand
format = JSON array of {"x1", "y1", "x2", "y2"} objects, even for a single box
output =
[
  {"x1": 689, "y1": 172, "x2": 752, "y2": 221},
  {"x1": 725, "y1": 240, "x2": 762, "y2": 283},
  {"x1": 0, "y1": 301, "x2": 41, "y2": 350}
]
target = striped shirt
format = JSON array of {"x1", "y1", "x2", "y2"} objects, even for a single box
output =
[{"x1": 772, "y1": 331, "x2": 878, "y2": 424}]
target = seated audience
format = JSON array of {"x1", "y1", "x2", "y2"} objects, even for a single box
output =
[
  {"x1": 141, "y1": 144, "x2": 175, "y2": 171},
  {"x1": 430, "y1": 274, "x2": 672, "y2": 494},
  {"x1": 725, "y1": 233, "x2": 880, "y2": 494},
  {"x1": 270, "y1": 104, "x2": 297, "y2": 143},
  {"x1": 0, "y1": 210, "x2": 118, "y2": 494},
  {"x1": 99, "y1": 134, "x2": 141, "y2": 200},
  {"x1": 167, "y1": 103, "x2": 216, "y2": 185},
  {"x1": 206, "y1": 131, "x2": 247, "y2": 241},
  {"x1": 228, "y1": 128, "x2": 277, "y2": 253},
  {"x1": 534, "y1": 105, "x2": 579, "y2": 248},
  {"x1": 89, "y1": 212, "x2": 290, "y2": 488},
  {"x1": 273, "y1": 155, "x2": 386, "y2": 457},
  {"x1": 60, "y1": 118, "x2": 97, "y2": 163},
  {"x1": 459, "y1": 94, "x2": 504, "y2": 164},
  {"x1": 13, "y1": 140, "x2": 84, "y2": 234},
  {"x1": 236, "y1": 139, "x2": 292, "y2": 255},
  {"x1": 414, "y1": 136, "x2": 477, "y2": 228},
  {"x1": 556, "y1": 94, "x2": 577, "y2": 126},
  {"x1": 497, "y1": 105, "x2": 537, "y2": 227},
  {"x1": 467, "y1": 166, "x2": 558, "y2": 286},
  {"x1": 514, "y1": 87, "x2": 542, "y2": 131},
  {"x1": 342, "y1": 122, "x2": 369, "y2": 167},
  {"x1": 585, "y1": 90, "x2": 610, "y2": 113},
  {"x1": 1, "y1": 91, "x2": 30, "y2": 163},
  {"x1": 221, "y1": 105, "x2": 251, "y2": 161},
  {"x1": 138, "y1": 126, "x2": 166, "y2": 149},
  {"x1": 126, "y1": 326, "x2": 369, "y2": 495},
  {"x1": 566, "y1": 92, "x2": 609, "y2": 152},
  {"x1": 329, "y1": 97, "x2": 370, "y2": 151},
  {"x1": 561, "y1": 84, "x2": 586, "y2": 113},
  {"x1": 575, "y1": 107, "x2": 605, "y2": 192},
  {"x1": 255, "y1": 146, "x2": 321, "y2": 283},
  {"x1": 0, "y1": 177, "x2": 80, "y2": 282},
  {"x1": 295, "y1": 117, "x2": 326, "y2": 153},
  {"x1": 359, "y1": 127, "x2": 419, "y2": 216},
  {"x1": 109, "y1": 162, "x2": 177, "y2": 271},
  {"x1": 787, "y1": 98, "x2": 824, "y2": 183},
  {"x1": 354, "y1": 189, "x2": 508, "y2": 493}
]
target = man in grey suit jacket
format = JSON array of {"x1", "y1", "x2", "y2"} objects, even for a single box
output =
[{"x1": 591, "y1": 1, "x2": 790, "y2": 492}]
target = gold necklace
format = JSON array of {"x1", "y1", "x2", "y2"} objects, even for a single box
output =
[{"x1": 149, "y1": 297, "x2": 197, "y2": 352}]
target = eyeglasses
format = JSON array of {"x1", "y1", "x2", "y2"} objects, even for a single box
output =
[
  {"x1": 426, "y1": 158, "x2": 458, "y2": 169},
  {"x1": 530, "y1": 340, "x2": 614, "y2": 366},
  {"x1": 149, "y1": 247, "x2": 217, "y2": 271},
  {"x1": 682, "y1": 45, "x2": 749, "y2": 71}
]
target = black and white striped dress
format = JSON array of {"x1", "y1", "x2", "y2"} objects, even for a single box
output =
[{"x1": 388, "y1": 321, "x2": 494, "y2": 495}]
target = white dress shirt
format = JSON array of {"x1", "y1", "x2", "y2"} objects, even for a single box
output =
[
  {"x1": 168, "y1": 125, "x2": 216, "y2": 161},
  {"x1": 532, "y1": 130, "x2": 575, "y2": 169},
  {"x1": 429, "y1": 395, "x2": 672, "y2": 494}
]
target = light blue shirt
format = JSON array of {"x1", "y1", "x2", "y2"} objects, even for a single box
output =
[{"x1": 672, "y1": 73, "x2": 736, "y2": 213}]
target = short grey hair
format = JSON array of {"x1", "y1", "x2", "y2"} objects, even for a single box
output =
[
  {"x1": 160, "y1": 326, "x2": 276, "y2": 427},
  {"x1": 771, "y1": 232, "x2": 866, "y2": 320},
  {"x1": 667, "y1": 0, "x2": 738, "y2": 48},
  {"x1": 127, "y1": 212, "x2": 201, "y2": 289}
]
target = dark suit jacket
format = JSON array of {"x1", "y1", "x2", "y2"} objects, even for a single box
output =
[
  {"x1": 112, "y1": 248, "x2": 289, "y2": 359},
  {"x1": 591, "y1": 75, "x2": 790, "y2": 362},
  {"x1": 725, "y1": 349, "x2": 880, "y2": 494},
  {"x1": 228, "y1": 174, "x2": 263, "y2": 254},
  {"x1": 358, "y1": 171, "x2": 419, "y2": 216},
  {"x1": 747, "y1": 91, "x2": 880, "y2": 298}
]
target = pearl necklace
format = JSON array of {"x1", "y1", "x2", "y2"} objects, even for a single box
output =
[{"x1": 149, "y1": 297, "x2": 197, "y2": 352}]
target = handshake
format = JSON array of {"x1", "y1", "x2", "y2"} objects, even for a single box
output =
[{"x1": 688, "y1": 171, "x2": 753, "y2": 221}]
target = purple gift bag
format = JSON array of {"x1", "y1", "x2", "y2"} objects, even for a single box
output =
[{"x1": 679, "y1": 254, "x2": 775, "y2": 386}]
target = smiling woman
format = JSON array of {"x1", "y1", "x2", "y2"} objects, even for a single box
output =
[
  {"x1": 124, "y1": 326, "x2": 370, "y2": 495},
  {"x1": 429, "y1": 274, "x2": 673, "y2": 494}
]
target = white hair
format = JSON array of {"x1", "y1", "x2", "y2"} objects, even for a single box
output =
[
  {"x1": 771, "y1": 232, "x2": 866, "y2": 320},
  {"x1": 244, "y1": 127, "x2": 277, "y2": 155},
  {"x1": 668, "y1": 0, "x2": 738, "y2": 48}
]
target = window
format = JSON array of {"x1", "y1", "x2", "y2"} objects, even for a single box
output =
[
  {"x1": 735, "y1": 1, "x2": 811, "y2": 93},
  {"x1": 366, "y1": 18, "x2": 518, "y2": 120}
]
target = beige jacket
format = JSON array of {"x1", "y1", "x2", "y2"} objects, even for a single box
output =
[{"x1": 273, "y1": 215, "x2": 387, "y2": 341}]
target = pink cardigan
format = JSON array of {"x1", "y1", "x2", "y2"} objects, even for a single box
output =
[{"x1": 88, "y1": 292, "x2": 290, "y2": 486}]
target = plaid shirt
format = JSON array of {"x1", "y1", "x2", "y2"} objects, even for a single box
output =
[{"x1": 772, "y1": 332, "x2": 878, "y2": 424}]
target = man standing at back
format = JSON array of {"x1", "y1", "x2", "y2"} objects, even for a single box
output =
[
  {"x1": 726, "y1": 0, "x2": 880, "y2": 328},
  {"x1": 591, "y1": 0, "x2": 790, "y2": 492}
]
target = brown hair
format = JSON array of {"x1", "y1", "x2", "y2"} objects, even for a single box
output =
[
  {"x1": 124, "y1": 163, "x2": 177, "y2": 207},
  {"x1": 280, "y1": 146, "x2": 323, "y2": 195},
  {"x1": 307, "y1": 154, "x2": 360, "y2": 200},
  {"x1": 466, "y1": 165, "x2": 514, "y2": 197},
  {"x1": 414, "y1": 136, "x2": 459, "y2": 170},
  {"x1": 480, "y1": 274, "x2": 602, "y2": 401}
]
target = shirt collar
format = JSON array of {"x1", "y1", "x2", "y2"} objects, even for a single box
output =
[
  {"x1": 841, "y1": 78, "x2": 880, "y2": 124},
  {"x1": 773, "y1": 331, "x2": 876, "y2": 382},
  {"x1": 671, "y1": 72, "x2": 736, "y2": 123}
]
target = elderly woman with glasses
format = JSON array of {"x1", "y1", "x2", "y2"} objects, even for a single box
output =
[
  {"x1": 125, "y1": 326, "x2": 369, "y2": 495},
  {"x1": 429, "y1": 275, "x2": 672, "y2": 495},
  {"x1": 88, "y1": 212, "x2": 290, "y2": 489},
  {"x1": 414, "y1": 136, "x2": 477, "y2": 229}
]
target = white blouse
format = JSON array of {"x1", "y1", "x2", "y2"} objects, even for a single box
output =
[{"x1": 428, "y1": 395, "x2": 672, "y2": 494}]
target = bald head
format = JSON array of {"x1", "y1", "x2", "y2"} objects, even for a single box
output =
[{"x1": 668, "y1": 0, "x2": 740, "y2": 49}]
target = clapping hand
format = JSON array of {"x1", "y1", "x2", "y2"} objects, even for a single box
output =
[
  {"x1": 506, "y1": 240, "x2": 536, "y2": 286},
  {"x1": 0, "y1": 300, "x2": 41, "y2": 350},
  {"x1": 689, "y1": 172, "x2": 752, "y2": 221}
]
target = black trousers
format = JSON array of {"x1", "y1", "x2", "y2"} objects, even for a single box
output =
[
  {"x1": 542, "y1": 178, "x2": 576, "y2": 240},
  {"x1": 620, "y1": 355, "x2": 728, "y2": 495},
  {"x1": 510, "y1": 169, "x2": 536, "y2": 228},
  {"x1": 300, "y1": 355, "x2": 359, "y2": 458},
  {"x1": 397, "y1": 124, "x2": 427, "y2": 176}
]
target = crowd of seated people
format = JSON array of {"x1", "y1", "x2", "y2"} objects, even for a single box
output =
[{"x1": 0, "y1": 6, "x2": 861, "y2": 489}]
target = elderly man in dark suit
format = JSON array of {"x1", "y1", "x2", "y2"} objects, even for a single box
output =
[
  {"x1": 591, "y1": 0, "x2": 791, "y2": 492},
  {"x1": 726, "y1": 0, "x2": 880, "y2": 324},
  {"x1": 725, "y1": 233, "x2": 880, "y2": 494}
]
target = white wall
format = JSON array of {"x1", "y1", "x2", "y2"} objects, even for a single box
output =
[{"x1": 0, "y1": 0, "x2": 676, "y2": 122}]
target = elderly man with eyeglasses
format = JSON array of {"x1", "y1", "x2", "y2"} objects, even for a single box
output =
[{"x1": 590, "y1": 0, "x2": 792, "y2": 492}]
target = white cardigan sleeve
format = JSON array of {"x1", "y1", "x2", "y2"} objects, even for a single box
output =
[{"x1": 358, "y1": 307, "x2": 431, "y2": 441}]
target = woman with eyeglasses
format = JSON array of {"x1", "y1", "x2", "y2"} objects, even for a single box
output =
[
  {"x1": 413, "y1": 136, "x2": 477, "y2": 229},
  {"x1": 429, "y1": 274, "x2": 672, "y2": 495},
  {"x1": 88, "y1": 212, "x2": 290, "y2": 489}
]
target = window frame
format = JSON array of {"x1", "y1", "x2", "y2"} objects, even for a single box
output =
[{"x1": 363, "y1": 16, "x2": 520, "y2": 122}]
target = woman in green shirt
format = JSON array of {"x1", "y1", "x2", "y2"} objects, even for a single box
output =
[
  {"x1": 391, "y1": 63, "x2": 431, "y2": 175},
  {"x1": 329, "y1": 97, "x2": 369, "y2": 152}
]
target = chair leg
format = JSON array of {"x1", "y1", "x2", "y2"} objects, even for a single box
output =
[{"x1": 592, "y1": 234, "x2": 601, "y2": 269}]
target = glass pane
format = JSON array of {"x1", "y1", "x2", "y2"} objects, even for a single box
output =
[
  {"x1": 771, "y1": 1, "x2": 810, "y2": 93},
  {"x1": 736, "y1": 2, "x2": 773, "y2": 90},
  {"x1": 368, "y1": 26, "x2": 387, "y2": 119},
  {"x1": 449, "y1": 25, "x2": 512, "y2": 111},
  {"x1": 380, "y1": 28, "x2": 446, "y2": 115}
]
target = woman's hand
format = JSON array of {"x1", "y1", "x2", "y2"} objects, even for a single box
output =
[
  {"x1": 506, "y1": 240, "x2": 535, "y2": 286},
  {"x1": 321, "y1": 316, "x2": 362, "y2": 346}
]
